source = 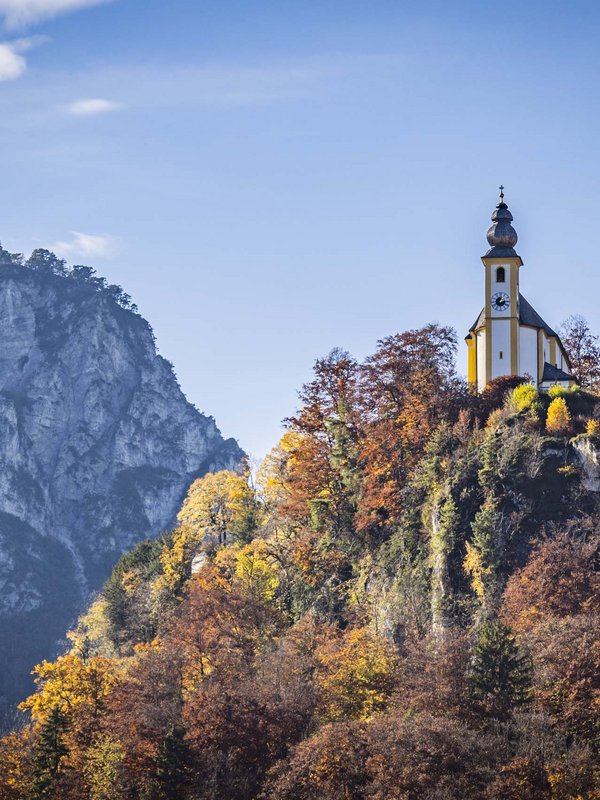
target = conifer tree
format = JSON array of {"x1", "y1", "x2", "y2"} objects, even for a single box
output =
[
  {"x1": 30, "y1": 706, "x2": 69, "y2": 800},
  {"x1": 152, "y1": 725, "x2": 189, "y2": 798},
  {"x1": 469, "y1": 619, "x2": 532, "y2": 718}
]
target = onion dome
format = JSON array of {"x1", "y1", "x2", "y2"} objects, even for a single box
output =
[{"x1": 485, "y1": 186, "x2": 519, "y2": 257}]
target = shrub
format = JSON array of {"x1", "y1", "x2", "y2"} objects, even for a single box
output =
[
  {"x1": 548, "y1": 384, "x2": 569, "y2": 400},
  {"x1": 511, "y1": 383, "x2": 537, "y2": 412},
  {"x1": 546, "y1": 397, "x2": 572, "y2": 435},
  {"x1": 586, "y1": 418, "x2": 600, "y2": 437}
]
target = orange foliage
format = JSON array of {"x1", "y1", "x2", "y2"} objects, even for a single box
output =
[{"x1": 502, "y1": 531, "x2": 600, "y2": 632}]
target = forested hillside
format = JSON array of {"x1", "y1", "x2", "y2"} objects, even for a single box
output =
[{"x1": 1, "y1": 323, "x2": 599, "y2": 799}]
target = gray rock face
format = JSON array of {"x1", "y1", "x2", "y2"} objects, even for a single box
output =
[
  {"x1": 572, "y1": 436, "x2": 600, "y2": 492},
  {"x1": 0, "y1": 265, "x2": 243, "y2": 711}
]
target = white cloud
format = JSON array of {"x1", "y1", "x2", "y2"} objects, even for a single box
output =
[
  {"x1": 0, "y1": 35, "x2": 47, "y2": 80},
  {"x1": 0, "y1": 0, "x2": 114, "y2": 30},
  {"x1": 66, "y1": 97, "x2": 123, "y2": 115},
  {"x1": 50, "y1": 231, "x2": 116, "y2": 260}
]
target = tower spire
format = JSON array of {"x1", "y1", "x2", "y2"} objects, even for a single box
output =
[{"x1": 485, "y1": 186, "x2": 518, "y2": 257}]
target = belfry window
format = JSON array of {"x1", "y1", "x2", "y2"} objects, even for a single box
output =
[{"x1": 496, "y1": 267, "x2": 506, "y2": 283}]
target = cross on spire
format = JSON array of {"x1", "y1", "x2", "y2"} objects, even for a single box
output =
[{"x1": 499, "y1": 184, "x2": 505, "y2": 202}]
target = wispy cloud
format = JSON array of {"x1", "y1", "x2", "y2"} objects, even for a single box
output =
[
  {"x1": 66, "y1": 97, "x2": 123, "y2": 115},
  {"x1": 50, "y1": 231, "x2": 117, "y2": 260},
  {"x1": 0, "y1": 0, "x2": 115, "y2": 30},
  {"x1": 0, "y1": 35, "x2": 47, "y2": 80}
]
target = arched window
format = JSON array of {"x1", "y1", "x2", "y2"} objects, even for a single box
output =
[{"x1": 496, "y1": 267, "x2": 506, "y2": 283}]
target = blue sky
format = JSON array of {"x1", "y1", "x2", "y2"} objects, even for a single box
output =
[{"x1": 1, "y1": 0, "x2": 600, "y2": 459}]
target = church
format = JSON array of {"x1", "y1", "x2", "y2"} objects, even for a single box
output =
[{"x1": 466, "y1": 190, "x2": 574, "y2": 393}]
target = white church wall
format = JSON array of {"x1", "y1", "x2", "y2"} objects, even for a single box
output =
[
  {"x1": 491, "y1": 319, "x2": 511, "y2": 378},
  {"x1": 476, "y1": 329, "x2": 486, "y2": 392},
  {"x1": 490, "y1": 263, "x2": 512, "y2": 296},
  {"x1": 520, "y1": 326, "x2": 538, "y2": 382}
]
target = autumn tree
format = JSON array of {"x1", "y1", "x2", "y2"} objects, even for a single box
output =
[
  {"x1": 169, "y1": 564, "x2": 280, "y2": 689},
  {"x1": 81, "y1": 734, "x2": 126, "y2": 800},
  {"x1": 0, "y1": 729, "x2": 35, "y2": 800},
  {"x1": 177, "y1": 470, "x2": 257, "y2": 546},
  {"x1": 183, "y1": 682, "x2": 289, "y2": 800},
  {"x1": 261, "y1": 721, "x2": 369, "y2": 800},
  {"x1": 546, "y1": 396, "x2": 572, "y2": 434},
  {"x1": 559, "y1": 314, "x2": 600, "y2": 389},
  {"x1": 391, "y1": 632, "x2": 474, "y2": 721},
  {"x1": 502, "y1": 529, "x2": 600, "y2": 631},
  {"x1": 284, "y1": 348, "x2": 360, "y2": 532},
  {"x1": 314, "y1": 627, "x2": 399, "y2": 722},
  {"x1": 357, "y1": 323, "x2": 465, "y2": 533},
  {"x1": 106, "y1": 642, "x2": 184, "y2": 797},
  {"x1": 528, "y1": 614, "x2": 600, "y2": 743},
  {"x1": 478, "y1": 375, "x2": 527, "y2": 419},
  {"x1": 367, "y1": 712, "x2": 496, "y2": 799}
]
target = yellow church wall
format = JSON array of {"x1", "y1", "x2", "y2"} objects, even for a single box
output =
[{"x1": 467, "y1": 334, "x2": 477, "y2": 386}]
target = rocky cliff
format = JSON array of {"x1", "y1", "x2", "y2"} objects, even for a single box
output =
[{"x1": 0, "y1": 258, "x2": 243, "y2": 712}]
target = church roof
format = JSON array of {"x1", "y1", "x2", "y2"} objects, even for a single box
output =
[
  {"x1": 542, "y1": 362, "x2": 574, "y2": 382},
  {"x1": 518, "y1": 295, "x2": 558, "y2": 338},
  {"x1": 468, "y1": 294, "x2": 558, "y2": 337}
]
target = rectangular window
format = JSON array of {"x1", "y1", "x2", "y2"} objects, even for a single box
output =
[{"x1": 499, "y1": 351, "x2": 503, "y2": 359}]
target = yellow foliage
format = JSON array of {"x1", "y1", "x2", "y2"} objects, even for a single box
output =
[
  {"x1": 315, "y1": 627, "x2": 399, "y2": 722},
  {"x1": 463, "y1": 540, "x2": 492, "y2": 599},
  {"x1": 214, "y1": 539, "x2": 279, "y2": 602},
  {"x1": 511, "y1": 383, "x2": 537, "y2": 412},
  {"x1": 155, "y1": 525, "x2": 195, "y2": 594},
  {"x1": 0, "y1": 728, "x2": 34, "y2": 796},
  {"x1": 83, "y1": 734, "x2": 125, "y2": 800},
  {"x1": 546, "y1": 397, "x2": 571, "y2": 435},
  {"x1": 586, "y1": 418, "x2": 600, "y2": 437},
  {"x1": 19, "y1": 654, "x2": 119, "y2": 725},
  {"x1": 67, "y1": 597, "x2": 117, "y2": 659},
  {"x1": 256, "y1": 431, "x2": 303, "y2": 509},
  {"x1": 177, "y1": 470, "x2": 255, "y2": 544}
]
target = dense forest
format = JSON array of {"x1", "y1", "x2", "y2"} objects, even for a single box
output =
[{"x1": 1, "y1": 320, "x2": 599, "y2": 799}]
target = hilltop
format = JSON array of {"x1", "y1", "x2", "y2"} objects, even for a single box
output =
[{"x1": 1, "y1": 323, "x2": 599, "y2": 799}]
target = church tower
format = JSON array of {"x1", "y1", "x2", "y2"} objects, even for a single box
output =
[{"x1": 466, "y1": 190, "x2": 574, "y2": 392}]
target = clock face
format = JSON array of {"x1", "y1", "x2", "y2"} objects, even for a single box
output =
[{"x1": 491, "y1": 291, "x2": 510, "y2": 312}]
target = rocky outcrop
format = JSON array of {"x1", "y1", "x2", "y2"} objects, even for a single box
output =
[
  {"x1": 0, "y1": 263, "x2": 243, "y2": 711},
  {"x1": 572, "y1": 435, "x2": 600, "y2": 492}
]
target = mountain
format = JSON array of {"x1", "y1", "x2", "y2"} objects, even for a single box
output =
[{"x1": 0, "y1": 251, "x2": 243, "y2": 713}]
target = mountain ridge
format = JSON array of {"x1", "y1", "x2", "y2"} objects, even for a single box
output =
[{"x1": 0, "y1": 252, "x2": 243, "y2": 711}]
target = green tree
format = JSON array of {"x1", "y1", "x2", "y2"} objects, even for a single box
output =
[
  {"x1": 26, "y1": 249, "x2": 67, "y2": 277},
  {"x1": 464, "y1": 496, "x2": 501, "y2": 606},
  {"x1": 469, "y1": 619, "x2": 532, "y2": 718},
  {"x1": 152, "y1": 725, "x2": 189, "y2": 799},
  {"x1": 30, "y1": 706, "x2": 69, "y2": 800}
]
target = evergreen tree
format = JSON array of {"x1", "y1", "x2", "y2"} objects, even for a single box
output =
[
  {"x1": 30, "y1": 705, "x2": 69, "y2": 800},
  {"x1": 26, "y1": 249, "x2": 67, "y2": 277},
  {"x1": 153, "y1": 725, "x2": 189, "y2": 798},
  {"x1": 469, "y1": 619, "x2": 532, "y2": 718}
]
